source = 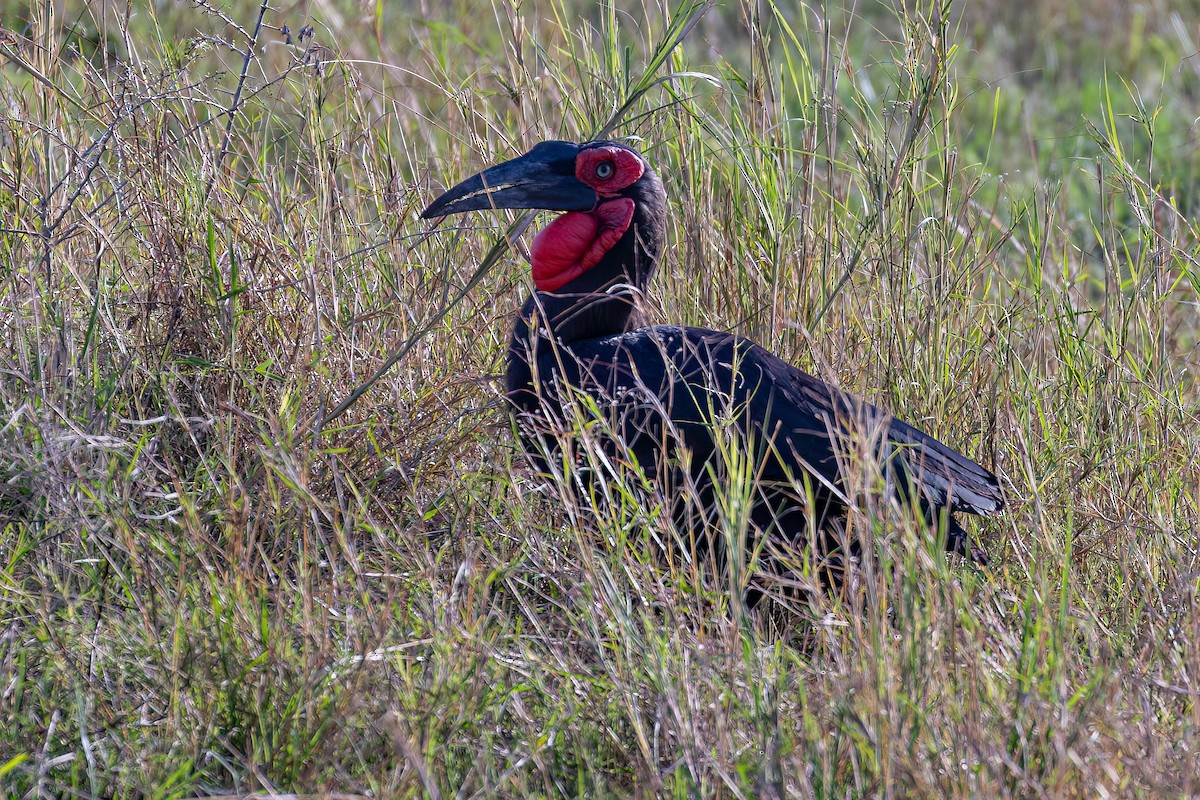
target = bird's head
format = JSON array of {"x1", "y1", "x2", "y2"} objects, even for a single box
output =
[{"x1": 422, "y1": 140, "x2": 665, "y2": 293}]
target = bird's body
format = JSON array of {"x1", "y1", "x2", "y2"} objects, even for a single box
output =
[{"x1": 423, "y1": 140, "x2": 1002, "y2": 586}]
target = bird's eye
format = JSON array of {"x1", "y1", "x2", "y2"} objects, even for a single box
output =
[{"x1": 595, "y1": 161, "x2": 614, "y2": 179}]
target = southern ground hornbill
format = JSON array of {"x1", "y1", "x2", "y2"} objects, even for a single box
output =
[{"x1": 422, "y1": 140, "x2": 1003, "y2": 596}]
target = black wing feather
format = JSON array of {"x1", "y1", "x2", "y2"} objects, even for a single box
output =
[{"x1": 519, "y1": 325, "x2": 1002, "y2": 517}]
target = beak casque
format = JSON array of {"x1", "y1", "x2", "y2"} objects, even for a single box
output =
[{"x1": 421, "y1": 141, "x2": 597, "y2": 218}]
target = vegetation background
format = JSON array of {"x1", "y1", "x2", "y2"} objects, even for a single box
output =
[{"x1": 1, "y1": 0, "x2": 1198, "y2": 796}]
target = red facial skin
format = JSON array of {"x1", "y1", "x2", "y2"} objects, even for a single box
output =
[
  {"x1": 529, "y1": 146, "x2": 645, "y2": 292},
  {"x1": 575, "y1": 146, "x2": 645, "y2": 193}
]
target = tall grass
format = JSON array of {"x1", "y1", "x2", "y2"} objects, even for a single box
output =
[{"x1": 1, "y1": 0, "x2": 1197, "y2": 796}]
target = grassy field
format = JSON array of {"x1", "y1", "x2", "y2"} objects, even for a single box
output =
[{"x1": 1, "y1": 0, "x2": 1198, "y2": 796}]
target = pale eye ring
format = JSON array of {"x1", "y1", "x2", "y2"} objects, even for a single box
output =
[{"x1": 595, "y1": 161, "x2": 614, "y2": 179}]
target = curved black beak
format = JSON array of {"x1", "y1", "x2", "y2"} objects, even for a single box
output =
[{"x1": 421, "y1": 140, "x2": 597, "y2": 218}]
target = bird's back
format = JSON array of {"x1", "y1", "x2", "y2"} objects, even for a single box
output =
[{"x1": 506, "y1": 324, "x2": 1003, "y2": 521}]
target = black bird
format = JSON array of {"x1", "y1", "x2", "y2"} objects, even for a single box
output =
[{"x1": 423, "y1": 140, "x2": 1003, "y2": 592}]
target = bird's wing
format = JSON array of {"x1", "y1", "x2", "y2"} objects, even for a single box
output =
[
  {"x1": 870, "y1": 402, "x2": 1004, "y2": 514},
  {"x1": 681, "y1": 328, "x2": 1004, "y2": 516},
  {"x1": 542, "y1": 326, "x2": 1002, "y2": 516}
]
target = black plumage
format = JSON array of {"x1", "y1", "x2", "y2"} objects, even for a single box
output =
[{"x1": 423, "y1": 140, "x2": 1002, "y2": 586}]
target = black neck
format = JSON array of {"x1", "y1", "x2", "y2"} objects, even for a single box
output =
[
  {"x1": 505, "y1": 171, "x2": 666, "y2": 401},
  {"x1": 516, "y1": 170, "x2": 666, "y2": 344}
]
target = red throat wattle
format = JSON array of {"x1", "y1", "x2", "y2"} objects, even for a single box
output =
[{"x1": 530, "y1": 198, "x2": 635, "y2": 292}]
